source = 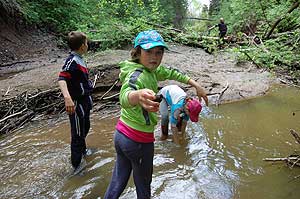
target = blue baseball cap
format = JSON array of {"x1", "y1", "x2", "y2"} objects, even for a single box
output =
[{"x1": 134, "y1": 30, "x2": 168, "y2": 50}]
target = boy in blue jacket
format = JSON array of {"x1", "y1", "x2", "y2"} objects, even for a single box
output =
[{"x1": 58, "y1": 31, "x2": 93, "y2": 174}]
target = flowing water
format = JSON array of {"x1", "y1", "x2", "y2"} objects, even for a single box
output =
[{"x1": 1, "y1": 85, "x2": 300, "y2": 199}]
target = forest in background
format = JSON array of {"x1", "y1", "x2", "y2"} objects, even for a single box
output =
[{"x1": 1, "y1": 0, "x2": 300, "y2": 83}]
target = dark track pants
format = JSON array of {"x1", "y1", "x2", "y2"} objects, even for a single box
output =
[
  {"x1": 69, "y1": 103, "x2": 90, "y2": 169},
  {"x1": 104, "y1": 130, "x2": 154, "y2": 199}
]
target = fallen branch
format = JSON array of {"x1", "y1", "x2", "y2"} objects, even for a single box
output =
[
  {"x1": 34, "y1": 102, "x2": 63, "y2": 112},
  {"x1": 290, "y1": 129, "x2": 300, "y2": 144},
  {"x1": 238, "y1": 91, "x2": 246, "y2": 98},
  {"x1": 99, "y1": 79, "x2": 119, "y2": 100},
  {"x1": 145, "y1": 21, "x2": 183, "y2": 33},
  {"x1": 28, "y1": 89, "x2": 56, "y2": 99},
  {"x1": 102, "y1": 92, "x2": 119, "y2": 100},
  {"x1": 216, "y1": 82, "x2": 229, "y2": 106},
  {"x1": 4, "y1": 86, "x2": 11, "y2": 96},
  {"x1": 93, "y1": 72, "x2": 104, "y2": 88},
  {"x1": 184, "y1": 17, "x2": 213, "y2": 21},
  {"x1": 0, "y1": 64, "x2": 122, "y2": 134},
  {"x1": 270, "y1": 31, "x2": 298, "y2": 39},
  {"x1": 241, "y1": 50, "x2": 262, "y2": 68},
  {"x1": 263, "y1": 157, "x2": 298, "y2": 161},
  {"x1": 263, "y1": 130, "x2": 300, "y2": 169},
  {"x1": 207, "y1": 92, "x2": 221, "y2": 96},
  {"x1": 0, "y1": 108, "x2": 28, "y2": 123},
  {"x1": 289, "y1": 157, "x2": 300, "y2": 168},
  {"x1": 0, "y1": 60, "x2": 32, "y2": 67},
  {"x1": 265, "y1": 1, "x2": 300, "y2": 39},
  {"x1": 0, "y1": 88, "x2": 65, "y2": 134},
  {"x1": 2, "y1": 105, "x2": 15, "y2": 118},
  {"x1": 0, "y1": 111, "x2": 35, "y2": 134},
  {"x1": 278, "y1": 78, "x2": 300, "y2": 89}
]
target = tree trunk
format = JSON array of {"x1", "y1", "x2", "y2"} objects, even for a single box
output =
[{"x1": 265, "y1": 1, "x2": 300, "y2": 39}]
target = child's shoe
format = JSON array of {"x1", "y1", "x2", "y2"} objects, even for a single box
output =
[{"x1": 73, "y1": 159, "x2": 87, "y2": 175}]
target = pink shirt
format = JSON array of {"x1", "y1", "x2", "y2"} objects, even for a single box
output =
[{"x1": 116, "y1": 120, "x2": 155, "y2": 143}]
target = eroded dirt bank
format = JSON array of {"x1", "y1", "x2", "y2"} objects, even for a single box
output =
[{"x1": 0, "y1": 44, "x2": 276, "y2": 105}]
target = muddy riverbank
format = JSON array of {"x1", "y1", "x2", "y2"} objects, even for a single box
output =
[{"x1": 0, "y1": 43, "x2": 277, "y2": 105}]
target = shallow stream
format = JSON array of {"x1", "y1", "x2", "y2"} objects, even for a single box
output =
[{"x1": 1, "y1": 85, "x2": 300, "y2": 199}]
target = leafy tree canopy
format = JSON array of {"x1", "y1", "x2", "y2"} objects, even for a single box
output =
[{"x1": 12, "y1": 0, "x2": 300, "y2": 79}]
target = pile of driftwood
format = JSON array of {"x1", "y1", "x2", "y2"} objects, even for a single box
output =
[
  {"x1": 264, "y1": 129, "x2": 300, "y2": 177},
  {"x1": 0, "y1": 64, "x2": 122, "y2": 135},
  {"x1": 0, "y1": 88, "x2": 64, "y2": 134},
  {"x1": 0, "y1": 87, "x2": 121, "y2": 135}
]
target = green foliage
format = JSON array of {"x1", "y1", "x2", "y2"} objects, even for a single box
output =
[
  {"x1": 15, "y1": 0, "x2": 300, "y2": 75},
  {"x1": 17, "y1": 0, "x2": 189, "y2": 50},
  {"x1": 185, "y1": 2, "x2": 210, "y2": 34},
  {"x1": 86, "y1": 0, "x2": 166, "y2": 50},
  {"x1": 235, "y1": 30, "x2": 300, "y2": 70},
  {"x1": 207, "y1": 0, "x2": 300, "y2": 75},
  {"x1": 17, "y1": 0, "x2": 98, "y2": 32},
  {"x1": 85, "y1": 0, "x2": 188, "y2": 50},
  {"x1": 209, "y1": 0, "x2": 220, "y2": 15},
  {"x1": 208, "y1": 0, "x2": 299, "y2": 35}
]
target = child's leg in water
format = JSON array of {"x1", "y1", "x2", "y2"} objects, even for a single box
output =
[
  {"x1": 172, "y1": 130, "x2": 180, "y2": 144},
  {"x1": 172, "y1": 120, "x2": 187, "y2": 145},
  {"x1": 159, "y1": 98, "x2": 169, "y2": 140},
  {"x1": 104, "y1": 130, "x2": 154, "y2": 199}
]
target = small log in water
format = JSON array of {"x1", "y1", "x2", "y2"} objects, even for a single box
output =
[
  {"x1": 263, "y1": 129, "x2": 300, "y2": 169},
  {"x1": 263, "y1": 157, "x2": 298, "y2": 161},
  {"x1": 264, "y1": 156, "x2": 300, "y2": 167},
  {"x1": 290, "y1": 129, "x2": 300, "y2": 144}
]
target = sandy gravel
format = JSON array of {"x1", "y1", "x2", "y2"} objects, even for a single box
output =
[{"x1": 0, "y1": 44, "x2": 276, "y2": 104}]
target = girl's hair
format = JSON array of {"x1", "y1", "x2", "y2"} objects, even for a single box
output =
[
  {"x1": 130, "y1": 46, "x2": 141, "y2": 63},
  {"x1": 67, "y1": 31, "x2": 87, "y2": 51},
  {"x1": 130, "y1": 46, "x2": 165, "y2": 63}
]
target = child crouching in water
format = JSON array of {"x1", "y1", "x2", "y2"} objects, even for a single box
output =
[
  {"x1": 158, "y1": 85, "x2": 202, "y2": 145},
  {"x1": 104, "y1": 30, "x2": 208, "y2": 199}
]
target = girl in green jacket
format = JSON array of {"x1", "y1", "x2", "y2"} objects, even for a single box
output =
[{"x1": 104, "y1": 30, "x2": 208, "y2": 199}]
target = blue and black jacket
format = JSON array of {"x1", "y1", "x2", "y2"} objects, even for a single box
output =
[{"x1": 58, "y1": 52, "x2": 93, "y2": 110}]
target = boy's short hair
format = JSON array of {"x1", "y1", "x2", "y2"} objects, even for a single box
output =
[{"x1": 67, "y1": 31, "x2": 87, "y2": 51}]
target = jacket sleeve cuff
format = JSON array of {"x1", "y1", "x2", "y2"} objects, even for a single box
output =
[{"x1": 120, "y1": 89, "x2": 134, "y2": 108}]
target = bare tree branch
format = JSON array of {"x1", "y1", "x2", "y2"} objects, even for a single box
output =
[{"x1": 265, "y1": 1, "x2": 300, "y2": 39}]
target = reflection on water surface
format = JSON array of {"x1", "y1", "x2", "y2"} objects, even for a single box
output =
[{"x1": 0, "y1": 85, "x2": 299, "y2": 198}]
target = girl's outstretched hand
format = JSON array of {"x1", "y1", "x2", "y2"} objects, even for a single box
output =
[
  {"x1": 138, "y1": 89, "x2": 160, "y2": 112},
  {"x1": 188, "y1": 79, "x2": 208, "y2": 106},
  {"x1": 128, "y1": 89, "x2": 160, "y2": 112}
]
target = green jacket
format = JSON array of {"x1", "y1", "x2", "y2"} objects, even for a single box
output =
[{"x1": 119, "y1": 60, "x2": 190, "y2": 133}]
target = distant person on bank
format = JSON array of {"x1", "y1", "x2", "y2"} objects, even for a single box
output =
[{"x1": 209, "y1": 17, "x2": 227, "y2": 44}]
